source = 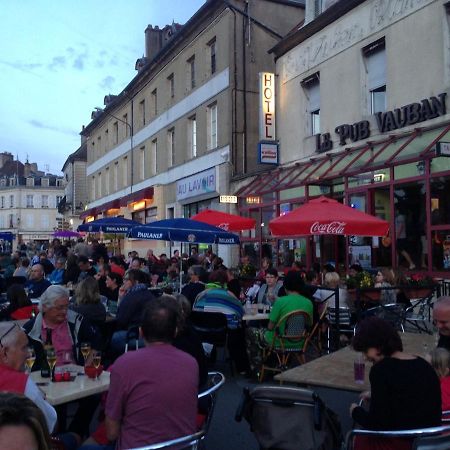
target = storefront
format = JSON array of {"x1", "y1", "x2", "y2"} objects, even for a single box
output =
[{"x1": 236, "y1": 120, "x2": 450, "y2": 276}]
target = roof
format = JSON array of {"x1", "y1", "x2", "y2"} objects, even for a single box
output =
[
  {"x1": 270, "y1": 0, "x2": 366, "y2": 57},
  {"x1": 61, "y1": 142, "x2": 87, "y2": 172},
  {"x1": 0, "y1": 160, "x2": 24, "y2": 178}
]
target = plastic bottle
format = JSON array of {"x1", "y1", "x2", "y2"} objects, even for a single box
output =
[{"x1": 245, "y1": 298, "x2": 252, "y2": 314}]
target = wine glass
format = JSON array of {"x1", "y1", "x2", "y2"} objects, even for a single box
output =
[
  {"x1": 25, "y1": 348, "x2": 35, "y2": 373},
  {"x1": 46, "y1": 348, "x2": 57, "y2": 381},
  {"x1": 80, "y1": 342, "x2": 91, "y2": 366},
  {"x1": 92, "y1": 350, "x2": 101, "y2": 380}
]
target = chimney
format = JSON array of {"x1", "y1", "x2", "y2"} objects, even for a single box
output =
[{"x1": 145, "y1": 25, "x2": 164, "y2": 61}]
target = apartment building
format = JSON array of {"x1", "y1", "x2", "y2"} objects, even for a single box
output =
[
  {"x1": 80, "y1": 0, "x2": 305, "y2": 254},
  {"x1": 59, "y1": 142, "x2": 88, "y2": 231},
  {"x1": 236, "y1": 0, "x2": 450, "y2": 275},
  {"x1": 0, "y1": 153, "x2": 65, "y2": 244}
]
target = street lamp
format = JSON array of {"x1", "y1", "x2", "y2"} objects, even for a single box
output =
[{"x1": 95, "y1": 107, "x2": 134, "y2": 193}]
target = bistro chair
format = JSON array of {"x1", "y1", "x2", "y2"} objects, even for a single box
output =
[
  {"x1": 259, "y1": 310, "x2": 311, "y2": 382},
  {"x1": 326, "y1": 307, "x2": 355, "y2": 352},
  {"x1": 405, "y1": 292, "x2": 435, "y2": 334},
  {"x1": 197, "y1": 371, "x2": 225, "y2": 437},
  {"x1": 126, "y1": 430, "x2": 205, "y2": 450},
  {"x1": 235, "y1": 385, "x2": 343, "y2": 450},
  {"x1": 303, "y1": 300, "x2": 328, "y2": 359},
  {"x1": 364, "y1": 303, "x2": 406, "y2": 332},
  {"x1": 346, "y1": 425, "x2": 450, "y2": 450}
]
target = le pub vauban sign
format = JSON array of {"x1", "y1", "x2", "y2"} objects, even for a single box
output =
[{"x1": 316, "y1": 93, "x2": 447, "y2": 153}]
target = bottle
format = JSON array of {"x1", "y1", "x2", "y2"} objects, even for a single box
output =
[
  {"x1": 245, "y1": 298, "x2": 252, "y2": 314},
  {"x1": 40, "y1": 329, "x2": 52, "y2": 378}
]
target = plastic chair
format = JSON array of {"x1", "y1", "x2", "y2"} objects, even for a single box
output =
[
  {"x1": 127, "y1": 430, "x2": 205, "y2": 450},
  {"x1": 197, "y1": 371, "x2": 225, "y2": 436},
  {"x1": 259, "y1": 310, "x2": 311, "y2": 382},
  {"x1": 346, "y1": 425, "x2": 450, "y2": 450},
  {"x1": 235, "y1": 385, "x2": 342, "y2": 450}
]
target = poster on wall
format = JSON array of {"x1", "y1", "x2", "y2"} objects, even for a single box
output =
[{"x1": 349, "y1": 245, "x2": 372, "y2": 269}]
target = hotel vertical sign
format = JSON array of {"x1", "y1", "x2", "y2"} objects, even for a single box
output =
[{"x1": 259, "y1": 72, "x2": 278, "y2": 164}]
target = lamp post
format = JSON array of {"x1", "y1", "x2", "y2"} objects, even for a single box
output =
[{"x1": 95, "y1": 107, "x2": 134, "y2": 194}]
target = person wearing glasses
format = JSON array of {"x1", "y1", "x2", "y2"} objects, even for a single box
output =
[
  {"x1": 256, "y1": 268, "x2": 286, "y2": 305},
  {"x1": 23, "y1": 285, "x2": 101, "y2": 439},
  {"x1": 433, "y1": 296, "x2": 450, "y2": 351},
  {"x1": 0, "y1": 322, "x2": 57, "y2": 434}
]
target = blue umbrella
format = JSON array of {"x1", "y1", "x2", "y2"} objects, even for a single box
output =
[
  {"x1": 127, "y1": 218, "x2": 240, "y2": 244},
  {"x1": 0, "y1": 232, "x2": 14, "y2": 241},
  {"x1": 78, "y1": 217, "x2": 141, "y2": 234}
]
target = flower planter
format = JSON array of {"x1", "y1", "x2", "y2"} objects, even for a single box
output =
[
  {"x1": 405, "y1": 287, "x2": 433, "y2": 299},
  {"x1": 361, "y1": 290, "x2": 381, "y2": 302}
]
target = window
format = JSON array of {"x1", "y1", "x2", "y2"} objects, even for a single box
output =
[
  {"x1": 26, "y1": 195, "x2": 34, "y2": 208},
  {"x1": 8, "y1": 214, "x2": 14, "y2": 228},
  {"x1": 140, "y1": 146, "x2": 145, "y2": 180},
  {"x1": 114, "y1": 162, "x2": 118, "y2": 191},
  {"x1": 188, "y1": 116, "x2": 197, "y2": 158},
  {"x1": 145, "y1": 207, "x2": 158, "y2": 223},
  {"x1": 314, "y1": 0, "x2": 323, "y2": 17},
  {"x1": 105, "y1": 129, "x2": 109, "y2": 148},
  {"x1": 139, "y1": 99, "x2": 146, "y2": 127},
  {"x1": 92, "y1": 176, "x2": 96, "y2": 200},
  {"x1": 208, "y1": 38, "x2": 216, "y2": 74},
  {"x1": 302, "y1": 73, "x2": 320, "y2": 135},
  {"x1": 9, "y1": 195, "x2": 14, "y2": 208},
  {"x1": 151, "y1": 89, "x2": 157, "y2": 116},
  {"x1": 364, "y1": 38, "x2": 386, "y2": 114},
  {"x1": 187, "y1": 55, "x2": 195, "y2": 90},
  {"x1": 41, "y1": 178, "x2": 49, "y2": 187},
  {"x1": 97, "y1": 172, "x2": 102, "y2": 198},
  {"x1": 207, "y1": 103, "x2": 218, "y2": 150},
  {"x1": 56, "y1": 195, "x2": 63, "y2": 207},
  {"x1": 167, "y1": 73, "x2": 174, "y2": 98},
  {"x1": 151, "y1": 139, "x2": 158, "y2": 175},
  {"x1": 123, "y1": 114, "x2": 129, "y2": 137},
  {"x1": 0, "y1": 196, "x2": 4, "y2": 208},
  {"x1": 97, "y1": 135, "x2": 102, "y2": 154},
  {"x1": 41, "y1": 215, "x2": 49, "y2": 229},
  {"x1": 26, "y1": 177, "x2": 34, "y2": 187},
  {"x1": 105, "y1": 167, "x2": 110, "y2": 195},
  {"x1": 123, "y1": 157, "x2": 128, "y2": 186},
  {"x1": 41, "y1": 195, "x2": 48, "y2": 208},
  {"x1": 113, "y1": 122, "x2": 118, "y2": 144},
  {"x1": 167, "y1": 128, "x2": 175, "y2": 167}
]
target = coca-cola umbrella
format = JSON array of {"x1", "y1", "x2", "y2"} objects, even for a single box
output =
[
  {"x1": 269, "y1": 196, "x2": 389, "y2": 237},
  {"x1": 191, "y1": 209, "x2": 256, "y2": 231}
]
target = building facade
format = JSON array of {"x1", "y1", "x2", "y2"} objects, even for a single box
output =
[
  {"x1": 236, "y1": 0, "x2": 450, "y2": 276},
  {"x1": 60, "y1": 143, "x2": 88, "y2": 231},
  {"x1": 80, "y1": 0, "x2": 305, "y2": 258},
  {"x1": 0, "y1": 171, "x2": 65, "y2": 245}
]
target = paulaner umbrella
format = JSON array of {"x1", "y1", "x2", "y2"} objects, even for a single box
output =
[
  {"x1": 269, "y1": 196, "x2": 389, "y2": 237},
  {"x1": 53, "y1": 230, "x2": 81, "y2": 238},
  {"x1": 191, "y1": 209, "x2": 255, "y2": 231},
  {"x1": 78, "y1": 217, "x2": 141, "y2": 234}
]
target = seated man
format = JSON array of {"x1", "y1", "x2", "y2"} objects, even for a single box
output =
[
  {"x1": 193, "y1": 270, "x2": 249, "y2": 374},
  {"x1": 110, "y1": 269, "x2": 154, "y2": 355},
  {"x1": 47, "y1": 258, "x2": 65, "y2": 285},
  {"x1": 0, "y1": 322, "x2": 57, "y2": 433},
  {"x1": 80, "y1": 297, "x2": 199, "y2": 450},
  {"x1": 433, "y1": 296, "x2": 450, "y2": 350},
  {"x1": 25, "y1": 264, "x2": 51, "y2": 299},
  {"x1": 77, "y1": 256, "x2": 97, "y2": 283},
  {"x1": 181, "y1": 265, "x2": 206, "y2": 306},
  {"x1": 246, "y1": 271, "x2": 313, "y2": 377}
]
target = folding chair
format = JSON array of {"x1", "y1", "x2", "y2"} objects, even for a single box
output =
[
  {"x1": 235, "y1": 385, "x2": 342, "y2": 450},
  {"x1": 346, "y1": 425, "x2": 450, "y2": 450},
  {"x1": 259, "y1": 310, "x2": 310, "y2": 382},
  {"x1": 127, "y1": 430, "x2": 205, "y2": 450}
]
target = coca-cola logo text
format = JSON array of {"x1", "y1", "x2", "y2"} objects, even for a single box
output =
[{"x1": 310, "y1": 221, "x2": 346, "y2": 235}]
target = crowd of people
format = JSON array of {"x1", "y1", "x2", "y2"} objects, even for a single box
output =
[{"x1": 0, "y1": 240, "x2": 450, "y2": 449}]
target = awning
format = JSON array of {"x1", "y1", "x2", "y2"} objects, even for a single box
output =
[
  {"x1": 236, "y1": 122, "x2": 450, "y2": 197},
  {"x1": 80, "y1": 186, "x2": 154, "y2": 219}
]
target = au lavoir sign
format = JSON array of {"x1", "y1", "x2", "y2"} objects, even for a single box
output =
[{"x1": 316, "y1": 93, "x2": 447, "y2": 153}]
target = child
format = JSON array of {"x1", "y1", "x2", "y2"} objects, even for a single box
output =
[{"x1": 428, "y1": 347, "x2": 450, "y2": 413}]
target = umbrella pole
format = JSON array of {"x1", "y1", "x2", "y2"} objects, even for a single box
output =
[{"x1": 179, "y1": 242, "x2": 183, "y2": 293}]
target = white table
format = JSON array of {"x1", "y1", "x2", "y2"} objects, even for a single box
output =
[
  {"x1": 31, "y1": 365, "x2": 110, "y2": 406},
  {"x1": 242, "y1": 313, "x2": 270, "y2": 321}
]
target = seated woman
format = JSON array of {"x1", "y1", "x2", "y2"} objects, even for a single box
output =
[
  {"x1": 246, "y1": 271, "x2": 313, "y2": 377},
  {"x1": 0, "y1": 284, "x2": 34, "y2": 321},
  {"x1": 256, "y1": 257, "x2": 272, "y2": 281},
  {"x1": 313, "y1": 271, "x2": 348, "y2": 310},
  {"x1": 256, "y1": 268, "x2": 286, "y2": 305},
  {"x1": 374, "y1": 268, "x2": 396, "y2": 305},
  {"x1": 350, "y1": 317, "x2": 441, "y2": 450},
  {"x1": 105, "y1": 272, "x2": 122, "y2": 302},
  {"x1": 427, "y1": 347, "x2": 450, "y2": 414},
  {"x1": 70, "y1": 276, "x2": 106, "y2": 325}
]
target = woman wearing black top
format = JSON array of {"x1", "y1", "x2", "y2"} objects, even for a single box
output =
[{"x1": 350, "y1": 317, "x2": 441, "y2": 450}]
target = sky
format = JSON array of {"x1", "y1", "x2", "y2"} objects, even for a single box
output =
[{"x1": 0, "y1": 0, "x2": 205, "y2": 175}]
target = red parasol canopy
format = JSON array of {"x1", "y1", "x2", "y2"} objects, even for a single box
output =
[
  {"x1": 269, "y1": 196, "x2": 389, "y2": 237},
  {"x1": 191, "y1": 209, "x2": 256, "y2": 232}
]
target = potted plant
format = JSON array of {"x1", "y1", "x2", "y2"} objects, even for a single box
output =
[
  {"x1": 403, "y1": 273, "x2": 436, "y2": 299},
  {"x1": 346, "y1": 271, "x2": 380, "y2": 302}
]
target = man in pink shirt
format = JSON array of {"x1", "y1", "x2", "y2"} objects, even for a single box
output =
[{"x1": 103, "y1": 298, "x2": 198, "y2": 449}]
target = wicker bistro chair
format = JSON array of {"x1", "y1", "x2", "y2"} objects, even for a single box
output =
[
  {"x1": 346, "y1": 425, "x2": 450, "y2": 450},
  {"x1": 126, "y1": 430, "x2": 205, "y2": 450},
  {"x1": 259, "y1": 310, "x2": 311, "y2": 382}
]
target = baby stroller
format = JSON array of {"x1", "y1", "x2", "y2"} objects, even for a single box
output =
[{"x1": 235, "y1": 385, "x2": 342, "y2": 450}]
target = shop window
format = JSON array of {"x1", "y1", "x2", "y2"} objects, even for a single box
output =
[
  {"x1": 394, "y1": 162, "x2": 425, "y2": 180},
  {"x1": 302, "y1": 73, "x2": 320, "y2": 135},
  {"x1": 132, "y1": 210, "x2": 145, "y2": 224},
  {"x1": 363, "y1": 38, "x2": 386, "y2": 114},
  {"x1": 145, "y1": 207, "x2": 158, "y2": 223},
  {"x1": 431, "y1": 157, "x2": 450, "y2": 174},
  {"x1": 432, "y1": 230, "x2": 450, "y2": 270},
  {"x1": 431, "y1": 176, "x2": 450, "y2": 225},
  {"x1": 261, "y1": 206, "x2": 276, "y2": 238}
]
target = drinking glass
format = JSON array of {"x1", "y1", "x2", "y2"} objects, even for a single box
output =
[
  {"x1": 80, "y1": 342, "x2": 91, "y2": 366},
  {"x1": 353, "y1": 353, "x2": 365, "y2": 384},
  {"x1": 92, "y1": 350, "x2": 102, "y2": 380},
  {"x1": 46, "y1": 348, "x2": 57, "y2": 381},
  {"x1": 25, "y1": 348, "x2": 35, "y2": 373}
]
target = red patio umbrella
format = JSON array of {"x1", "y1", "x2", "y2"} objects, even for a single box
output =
[
  {"x1": 191, "y1": 209, "x2": 256, "y2": 232},
  {"x1": 269, "y1": 196, "x2": 389, "y2": 237}
]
